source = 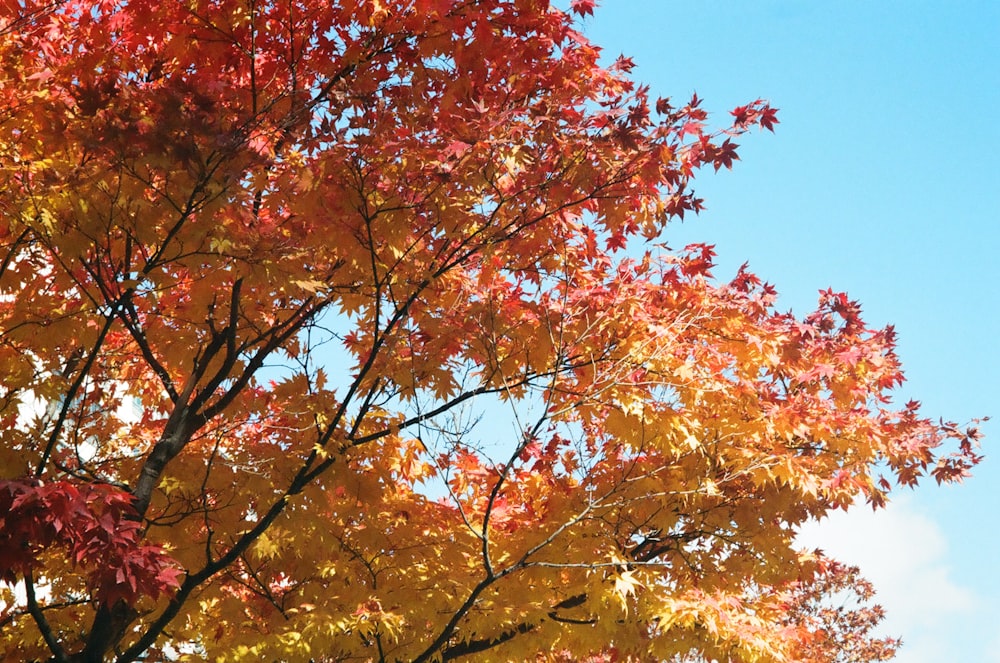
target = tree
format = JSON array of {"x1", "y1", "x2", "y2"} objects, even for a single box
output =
[{"x1": 0, "y1": 1, "x2": 981, "y2": 661}]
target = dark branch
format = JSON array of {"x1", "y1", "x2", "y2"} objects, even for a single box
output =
[{"x1": 440, "y1": 621, "x2": 536, "y2": 662}]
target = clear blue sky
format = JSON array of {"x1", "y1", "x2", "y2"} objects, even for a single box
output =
[{"x1": 578, "y1": 2, "x2": 999, "y2": 661}]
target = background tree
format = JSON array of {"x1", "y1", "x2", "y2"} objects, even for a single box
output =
[{"x1": 0, "y1": 0, "x2": 980, "y2": 661}]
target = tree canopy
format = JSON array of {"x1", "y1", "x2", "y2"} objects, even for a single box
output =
[{"x1": 0, "y1": 1, "x2": 981, "y2": 661}]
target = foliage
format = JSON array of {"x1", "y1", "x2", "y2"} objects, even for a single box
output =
[
  {"x1": 778, "y1": 557, "x2": 900, "y2": 663},
  {"x1": 0, "y1": 478, "x2": 182, "y2": 607},
  {"x1": 0, "y1": 0, "x2": 980, "y2": 661}
]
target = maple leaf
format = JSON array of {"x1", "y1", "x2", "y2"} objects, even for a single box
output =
[
  {"x1": 654, "y1": 96, "x2": 673, "y2": 116},
  {"x1": 570, "y1": 0, "x2": 597, "y2": 17},
  {"x1": 612, "y1": 568, "x2": 643, "y2": 614}
]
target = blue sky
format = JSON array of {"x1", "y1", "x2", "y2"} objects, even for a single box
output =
[{"x1": 578, "y1": 2, "x2": 999, "y2": 661}]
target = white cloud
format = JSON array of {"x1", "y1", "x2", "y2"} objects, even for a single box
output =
[
  {"x1": 796, "y1": 496, "x2": 979, "y2": 663},
  {"x1": 989, "y1": 634, "x2": 1000, "y2": 663}
]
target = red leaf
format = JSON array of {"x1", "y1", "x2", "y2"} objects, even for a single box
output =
[
  {"x1": 569, "y1": 0, "x2": 596, "y2": 17},
  {"x1": 759, "y1": 108, "x2": 779, "y2": 132}
]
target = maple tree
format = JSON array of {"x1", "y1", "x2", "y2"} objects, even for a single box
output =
[{"x1": 0, "y1": 0, "x2": 981, "y2": 661}]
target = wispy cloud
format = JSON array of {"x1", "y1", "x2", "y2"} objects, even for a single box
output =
[{"x1": 796, "y1": 495, "x2": 980, "y2": 663}]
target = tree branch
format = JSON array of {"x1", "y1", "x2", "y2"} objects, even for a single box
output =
[{"x1": 24, "y1": 572, "x2": 70, "y2": 663}]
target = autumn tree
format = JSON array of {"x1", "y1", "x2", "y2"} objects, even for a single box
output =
[{"x1": 0, "y1": 1, "x2": 980, "y2": 661}]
